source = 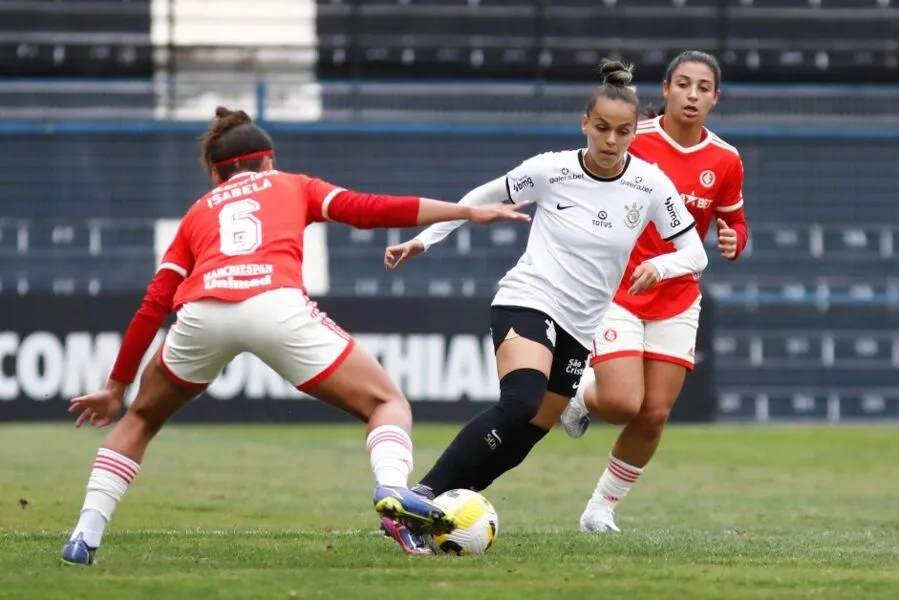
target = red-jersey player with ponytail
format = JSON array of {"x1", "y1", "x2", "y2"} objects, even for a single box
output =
[
  {"x1": 561, "y1": 51, "x2": 750, "y2": 533},
  {"x1": 60, "y1": 106, "x2": 529, "y2": 565}
]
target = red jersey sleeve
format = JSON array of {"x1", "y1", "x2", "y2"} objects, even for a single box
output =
[
  {"x1": 301, "y1": 175, "x2": 420, "y2": 229},
  {"x1": 158, "y1": 215, "x2": 195, "y2": 278},
  {"x1": 716, "y1": 156, "x2": 745, "y2": 214},
  {"x1": 302, "y1": 176, "x2": 340, "y2": 223},
  {"x1": 716, "y1": 157, "x2": 749, "y2": 260},
  {"x1": 109, "y1": 212, "x2": 195, "y2": 384},
  {"x1": 108, "y1": 268, "x2": 182, "y2": 384}
]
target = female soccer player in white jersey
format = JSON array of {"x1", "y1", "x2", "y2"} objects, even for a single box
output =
[
  {"x1": 59, "y1": 107, "x2": 529, "y2": 565},
  {"x1": 380, "y1": 60, "x2": 709, "y2": 554},
  {"x1": 560, "y1": 51, "x2": 750, "y2": 533}
]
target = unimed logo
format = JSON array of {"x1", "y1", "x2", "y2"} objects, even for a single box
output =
[{"x1": 0, "y1": 331, "x2": 500, "y2": 403}]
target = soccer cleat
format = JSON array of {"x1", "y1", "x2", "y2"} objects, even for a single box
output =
[
  {"x1": 373, "y1": 485, "x2": 456, "y2": 535},
  {"x1": 560, "y1": 367, "x2": 596, "y2": 438},
  {"x1": 380, "y1": 517, "x2": 433, "y2": 555},
  {"x1": 560, "y1": 396, "x2": 591, "y2": 438},
  {"x1": 60, "y1": 533, "x2": 97, "y2": 566},
  {"x1": 409, "y1": 483, "x2": 436, "y2": 501},
  {"x1": 579, "y1": 503, "x2": 621, "y2": 533}
]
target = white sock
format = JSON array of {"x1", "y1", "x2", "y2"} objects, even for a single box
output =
[
  {"x1": 574, "y1": 366, "x2": 597, "y2": 411},
  {"x1": 70, "y1": 448, "x2": 141, "y2": 547},
  {"x1": 366, "y1": 425, "x2": 413, "y2": 488},
  {"x1": 592, "y1": 454, "x2": 642, "y2": 508}
]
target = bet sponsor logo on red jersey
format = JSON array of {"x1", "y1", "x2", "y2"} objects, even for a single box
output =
[{"x1": 681, "y1": 192, "x2": 714, "y2": 210}]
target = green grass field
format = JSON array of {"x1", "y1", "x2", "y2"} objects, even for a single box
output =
[{"x1": 2, "y1": 423, "x2": 898, "y2": 599}]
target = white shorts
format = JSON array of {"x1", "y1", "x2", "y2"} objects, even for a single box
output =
[
  {"x1": 590, "y1": 297, "x2": 701, "y2": 371},
  {"x1": 160, "y1": 288, "x2": 354, "y2": 390}
]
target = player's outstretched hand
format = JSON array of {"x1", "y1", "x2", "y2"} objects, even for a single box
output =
[
  {"x1": 385, "y1": 239, "x2": 426, "y2": 270},
  {"x1": 629, "y1": 262, "x2": 662, "y2": 295},
  {"x1": 69, "y1": 380, "x2": 126, "y2": 428},
  {"x1": 717, "y1": 218, "x2": 738, "y2": 259},
  {"x1": 468, "y1": 201, "x2": 532, "y2": 225}
]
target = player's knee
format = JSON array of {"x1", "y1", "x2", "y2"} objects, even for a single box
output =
[
  {"x1": 589, "y1": 386, "x2": 642, "y2": 425},
  {"x1": 123, "y1": 403, "x2": 166, "y2": 437},
  {"x1": 496, "y1": 368, "x2": 549, "y2": 423},
  {"x1": 632, "y1": 402, "x2": 672, "y2": 440},
  {"x1": 379, "y1": 389, "x2": 410, "y2": 411},
  {"x1": 359, "y1": 386, "x2": 410, "y2": 422}
]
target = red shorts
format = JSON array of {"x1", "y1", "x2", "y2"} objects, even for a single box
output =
[{"x1": 160, "y1": 288, "x2": 354, "y2": 390}]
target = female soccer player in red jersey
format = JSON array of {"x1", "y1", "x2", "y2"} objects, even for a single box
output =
[
  {"x1": 560, "y1": 51, "x2": 750, "y2": 533},
  {"x1": 60, "y1": 107, "x2": 529, "y2": 565}
]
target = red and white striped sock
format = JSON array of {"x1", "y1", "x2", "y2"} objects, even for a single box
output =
[
  {"x1": 366, "y1": 425, "x2": 413, "y2": 488},
  {"x1": 70, "y1": 448, "x2": 141, "y2": 547},
  {"x1": 595, "y1": 454, "x2": 643, "y2": 506}
]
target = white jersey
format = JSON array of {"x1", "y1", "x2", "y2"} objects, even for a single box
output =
[{"x1": 493, "y1": 149, "x2": 696, "y2": 348}]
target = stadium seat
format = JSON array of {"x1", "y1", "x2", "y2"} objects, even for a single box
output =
[
  {"x1": 717, "y1": 388, "x2": 899, "y2": 422},
  {"x1": 0, "y1": 255, "x2": 155, "y2": 295},
  {"x1": 0, "y1": 0, "x2": 152, "y2": 78},
  {"x1": 0, "y1": 80, "x2": 154, "y2": 120},
  {"x1": 316, "y1": 0, "x2": 899, "y2": 82}
]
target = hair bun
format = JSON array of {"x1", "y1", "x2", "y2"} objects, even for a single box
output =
[
  {"x1": 597, "y1": 59, "x2": 634, "y2": 87},
  {"x1": 213, "y1": 106, "x2": 252, "y2": 125}
]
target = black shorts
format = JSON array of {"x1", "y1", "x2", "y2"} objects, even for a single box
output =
[{"x1": 489, "y1": 305, "x2": 589, "y2": 397}]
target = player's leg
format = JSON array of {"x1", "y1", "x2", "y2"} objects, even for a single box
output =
[
  {"x1": 606, "y1": 299, "x2": 700, "y2": 491},
  {"x1": 564, "y1": 304, "x2": 645, "y2": 533},
  {"x1": 561, "y1": 302, "x2": 645, "y2": 437},
  {"x1": 575, "y1": 355, "x2": 645, "y2": 533},
  {"x1": 412, "y1": 307, "x2": 556, "y2": 500},
  {"x1": 611, "y1": 360, "x2": 687, "y2": 466},
  {"x1": 306, "y1": 343, "x2": 457, "y2": 536},
  {"x1": 247, "y1": 290, "x2": 450, "y2": 539},
  {"x1": 580, "y1": 298, "x2": 700, "y2": 534},
  {"x1": 467, "y1": 329, "x2": 588, "y2": 492},
  {"x1": 62, "y1": 302, "x2": 234, "y2": 565}
]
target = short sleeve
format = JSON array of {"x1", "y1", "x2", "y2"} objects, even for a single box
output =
[
  {"x1": 158, "y1": 214, "x2": 194, "y2": 278},
  {"x1": 505, "y1": 154, "x2": 547, "y2": 204},
  {"x1": 649, "y1": 174, "x2": 696, "y2": 242},
  {"x1": 716, "y1": 156, "x2": 745, "y2": 214},
  {"x1": 299, "y1": 174, "x2": 346, "y2": 223}
]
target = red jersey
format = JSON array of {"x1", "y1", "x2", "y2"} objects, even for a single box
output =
[
  {"x1": 614, "y1": 116, "x2": 749, "y2": 320},
  {"x1": 108, "y1": 169, "x2": 421, "y2": 384},
  {"x1": 160, "y1": 170, "x2": 419, "y2": 309}
]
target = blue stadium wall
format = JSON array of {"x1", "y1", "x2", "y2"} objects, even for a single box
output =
[
  {"x1": 1, "y1": 125, "x2": 893, "y2": 222},
  {"x1": 1, "y1": 125, "x2": 897, "y2": 423}
]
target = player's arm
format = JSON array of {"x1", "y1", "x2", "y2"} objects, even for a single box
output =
[
  {"x1": 715, "y1": 157, "x2": 749, "y2": 260},
  {"x1": 308, "y1": 181, "x2": 527, "y2": 230},
  {"x1": 114, "y1": 223, "x2": 194, "y2": 381},
  {"x1": 645, "y1": 227, "x2": 707, "y2": 280},
  {"x1": 414, "y1": 176, "x2": 511, "y2": 250},
  {"x1": 107, "y1": 267, "x2": 183, "y2": 387},
  {"x1": 630, "y1": 186, "x2": 708, "y2": 294},
  {"x1": 411, "y1": 153, "x2": 543, "y2": 250},
  {"x1": 647, "y1": 187, "x2": 708, "y2": 280},
  {"x1": 69, "y1": 221, "x2": 193, "y2": 428},
  {"x1": 382, "y1": 155, "x2": 545, "y2": 268}
]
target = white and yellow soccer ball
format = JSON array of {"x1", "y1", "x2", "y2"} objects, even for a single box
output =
[{"x1": 429, "y1": 489, "x2": 499, "y2": 556}]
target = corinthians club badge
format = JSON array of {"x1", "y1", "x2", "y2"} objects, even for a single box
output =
[{"x1": 624, "y1": 202, "x2": 643, "y2": 229}]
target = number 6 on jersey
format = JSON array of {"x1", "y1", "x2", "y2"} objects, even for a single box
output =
[{"x1": 219, "y1": 198, "x2": 262, "y2": 256}]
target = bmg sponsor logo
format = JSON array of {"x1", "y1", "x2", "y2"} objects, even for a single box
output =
[
  {"x1": 512, "y1": 177, "x2": 534, "y2": 193},
  {"x1": 664, "y1": 196, "x2": 682, "y2": 229}
]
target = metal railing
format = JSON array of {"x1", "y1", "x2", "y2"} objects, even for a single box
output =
[{"x1": 3, "y1": 78, "x2": 899, "y2": 125}]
